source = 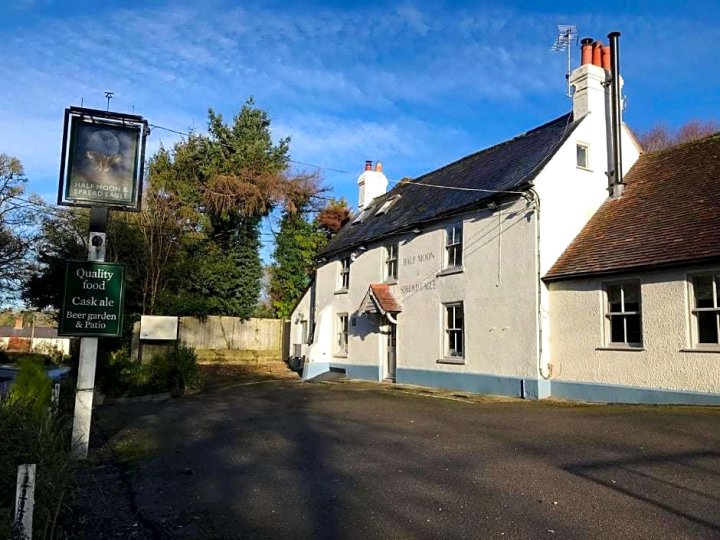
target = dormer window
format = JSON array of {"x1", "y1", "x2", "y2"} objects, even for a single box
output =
[
  {"x1": 351, "y1": 207, "x2": 372, "y2": 225},
  {"x1": 577, "y1": 143, "x2": 590, "y2": 169},
  {"x1": 376, "y1": 196, "x2": 400, "y2": 216}
]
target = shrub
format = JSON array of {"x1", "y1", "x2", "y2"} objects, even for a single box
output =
[
  {"x1": 0, "y1": 399, "x2": 74, "y2": 539},
  {"x1": 7, "y1": 359, "x2": 52, "y2": 413},
  {"x1": 168, "y1": 343, "x2": 203, "y2": 396}
]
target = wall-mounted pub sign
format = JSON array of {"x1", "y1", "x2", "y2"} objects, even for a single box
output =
[{"x1": 57, "y1": 107, "x2": 148, "y2": 211}]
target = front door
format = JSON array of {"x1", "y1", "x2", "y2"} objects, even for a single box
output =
[{"x1": 386, "y1": 323, "x2": 397, "y2": 380}]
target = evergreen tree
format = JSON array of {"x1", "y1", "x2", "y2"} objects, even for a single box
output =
[{"x1": 269, "y1": 205, "x2": 326, "y2": 319}]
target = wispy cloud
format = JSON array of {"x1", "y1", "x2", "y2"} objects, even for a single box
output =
[{"x1": 1, "y1": 0, "x2": 719, "y2": 201}]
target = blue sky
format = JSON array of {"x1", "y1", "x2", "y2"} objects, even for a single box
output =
[{"x1": 2, "y1": 0, "x2": 719, "y2": 254}]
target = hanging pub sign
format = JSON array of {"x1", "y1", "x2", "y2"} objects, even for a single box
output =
[{"x1": 57, "y1": 107, "x2": 148, "y2": 211}]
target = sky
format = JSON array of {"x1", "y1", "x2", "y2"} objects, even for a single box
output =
[{"x1": 2, "y1": 0, "x2": 719, "y2": 255}]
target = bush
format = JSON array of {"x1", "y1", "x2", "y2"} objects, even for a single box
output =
[
  {"x1": 168, "y1": 343, "x2": 203, "y2": 396},
  {"x1": 97, "y1": 343, "x2": 203, "y2": 398},
  {"x1": 0, "y1": 399, "x2": 73, "y2": 539},
  {"x1": 7, "y1": 359, "x2": 52, "y2": 413}
]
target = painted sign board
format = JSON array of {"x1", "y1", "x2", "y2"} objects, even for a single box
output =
[
  {"x1": 140, "y1": 316, "x2": 179, "y2": 340},
  {"x1": 57, "y1": 107, "x2": 148, "y2": 211},
  {"x1": 59, "y1": 261, "x2": 125, "y2": 337}
]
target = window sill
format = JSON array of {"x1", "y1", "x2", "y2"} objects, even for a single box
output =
[
  {"x1": 334, "y1": 288, "x2": 349, "y2": 295},
  {"x1": 333, "y1": 353, "x2": 348, "y2": 359},
  {"x1": 384, "y1": 277, "x2": 398, "y2": 285},
  {"x1": 680, "y1": 347, "x2": 720, "y2": 354},
  {"x1": 437, "y1": 357, "x2": 465, "y2": 365},
  {"x1": 576, "y1": 165, "x2": 593, "y2": 172},
  {"x1": 437, "y1": 266, "x2": 464, "y2": 277},
  {"x1": 596, "y1": 346, "x2": 645, "y2": 352}
]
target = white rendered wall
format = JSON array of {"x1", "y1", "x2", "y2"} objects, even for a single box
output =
[
  {"x1": 549, "y1": 266, "x2": 720, "y2": 394},
  {"x1": 533, "y1": 116, "x2": 640, "y2": 377},
  {"x1": 305, "y1": 196, "x2": 539, "y2": 380},
  {"x1": 290, "y1": 285, "x2": 312, "y2": 357}
]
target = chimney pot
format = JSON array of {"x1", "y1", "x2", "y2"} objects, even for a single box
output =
[
  {"x1": 592, "y1": 41, "x2": 603, "y2": 67},
  {"x1": 601, "y1": 44, "x2": 611, "y2": 71},
  {"x1": 364, "y1": 160, "x2": 372, "y2": 171},
  {"x1": 580, "y1": 38, "x2": 593, "y2": 65},
  {"x1": 375, "y1": 162, "x2": 383, "y2": 172}
]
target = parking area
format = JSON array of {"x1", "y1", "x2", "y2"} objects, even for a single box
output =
[{"x1": 87, "y1": 378, "x2": 720, "y2": 539}]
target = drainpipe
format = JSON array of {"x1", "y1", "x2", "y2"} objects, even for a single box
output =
[
  {"x1": 386, "y1": 312, "x2": 398, "y2": 325},
  {"x1": 528, "y1": 188, "x2": 551, "y2": 380}
]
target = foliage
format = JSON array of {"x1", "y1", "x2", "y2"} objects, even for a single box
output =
[
  {"x1": 316, "y1": 197, "x2": 351, "y2": 237},
  {"x1": 637, "y1": 120, "x2": 719, "y2": 152},
  {"x1": 22, "y1": 209, "x2": 87, "y2": 313},
  {"x1": 0, "y1": 154, "x2": 40, "y2": 302},
  {"x1": 145, "y1": 98, "x2": 321, "y2": 318},
  {"x1": 97, "y1": 344, "x2": 202, "y2": 398},
  {"x1": 269, "y1": 205, "x2": 327, "y2": 319},
  {"x1": 0, "y1": 393, "x2": 74, "y2": 539},
  {"x1": 7, "y1": 359, "x2": 52, "y2": 412}
]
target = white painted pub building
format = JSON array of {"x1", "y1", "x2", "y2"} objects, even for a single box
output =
[{"x1": 291, "y1": 35, "x2": 720, "y2": 405}]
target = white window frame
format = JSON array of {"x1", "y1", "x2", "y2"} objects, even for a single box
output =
[
  {"x1": 299, "y1": 320, "x2": 309, "y2": 345},
  {"x1": 335, "y1": 313, "x2": 349, "y2": 356},
  {"x1": 689, "y1": 273, "x2": 720, "y2": 349},
  {"x1": 576, "y1": 142, "x2": 590, "y2": 170},
  {"x1": 338, "y1": 257, "x2": 350, "y2": 291},
  {"x1": 385, "y1": 243, "x2": 398, "y2": 281},
  {"x1": 603, "y1": 281, "x2": 643, "y2": 347},
  {"x1": 443, "y1": 302, "x2": 464, "y2": 360},
  {"x1": 445, "y1": 223, "x2": 463, "y2": 269}
]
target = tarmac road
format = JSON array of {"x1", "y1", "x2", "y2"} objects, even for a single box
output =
[{"x1": 88, "y1": 379, "x2": 720, "y2": 539}]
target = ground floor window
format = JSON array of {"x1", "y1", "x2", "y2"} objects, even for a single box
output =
[
  {"x1": 604, "y1": 282, "x2": 642, "y2": 346},
  {"x1": 444, "y1": 302, "x2": 464, "y2": 358},
  {"x1": 691, "y1": 274, "x2": 720, "y2": 346},
  {"x1": 336, "y1": 313, "x2": 349, "y2": 356}
]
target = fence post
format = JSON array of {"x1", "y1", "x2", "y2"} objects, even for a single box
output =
[{"x1": 14, "y1": 464, "x2": 36, "y2": 539}]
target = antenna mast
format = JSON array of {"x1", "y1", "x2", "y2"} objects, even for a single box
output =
[{"x1": 551, "y1": 24, "x2": 578, "y2": 98}]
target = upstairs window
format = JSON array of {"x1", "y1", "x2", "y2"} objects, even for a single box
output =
[
  {"x1": 339, "y1": 257, "x2": 350, "y2": 290},
  {"x1": 385, "y1": 243, "x2": 398, "y2": 281},
  {"x1": 604, "y1": 282, "x2": 642, "y2": 347},
  {"x1": 692, "y1": 275, "x2": 720, "y2": 346},
  {"x1": 577, "y1": 143, "x2": 590, "y2": 169},
  {"x1": 445, "y1": 223, "x2": 463, "y2": 268}
]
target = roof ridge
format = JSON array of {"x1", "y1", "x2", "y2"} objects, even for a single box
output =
[
  {"x1": 640, "y1": 130, "x2": 720, "y2": 157},
  {"x1": 406, "y1": 112, "x2": 573, "y2": 186}
]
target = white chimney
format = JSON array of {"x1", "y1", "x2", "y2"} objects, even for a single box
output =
[
  {"x1": 357, "y1": 160, "x2": 388, "y2": 210},
  {"x1": 569, "y1": 38, "x2": 610, "y2": 120}
]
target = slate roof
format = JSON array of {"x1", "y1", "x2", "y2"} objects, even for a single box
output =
[
  {"x1": 545, "y1": 133, "x2": 720, "y2": 281},
  {"x1": 319, "y1": 113, "x2": 582, "y2": 258}
]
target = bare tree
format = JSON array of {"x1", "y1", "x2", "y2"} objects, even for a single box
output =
[
  {"x1": 638, "y1": 120, "x2": 718, "y2": 152},
  {"x1": 0, "y1": 154, "x2": 39, "y2": 300}
]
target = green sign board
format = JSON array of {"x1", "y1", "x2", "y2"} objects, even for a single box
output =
[{"x1": 59, "y1": 261, "x2": 125, "y2": 337}]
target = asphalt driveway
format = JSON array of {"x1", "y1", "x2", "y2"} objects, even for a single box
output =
[{"x1": 85, "y1": 379, "x2": 720, "y2": 539}]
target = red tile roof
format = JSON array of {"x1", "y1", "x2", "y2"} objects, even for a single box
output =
[
  {"x1": 368, "y1": 284, "x2": 402, "y2": 314},
  {"x1": 545, "y1": 133, "x2": 720, "y2": 281}
]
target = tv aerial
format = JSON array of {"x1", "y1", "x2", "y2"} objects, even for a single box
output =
[{"x1": 551, "y1": 24, "x2": 578, "y2": 98}]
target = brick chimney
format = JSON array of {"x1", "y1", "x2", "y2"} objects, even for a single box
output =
[{"x1": 357, "y1": 161, "x2": 388, "y2": 210}]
